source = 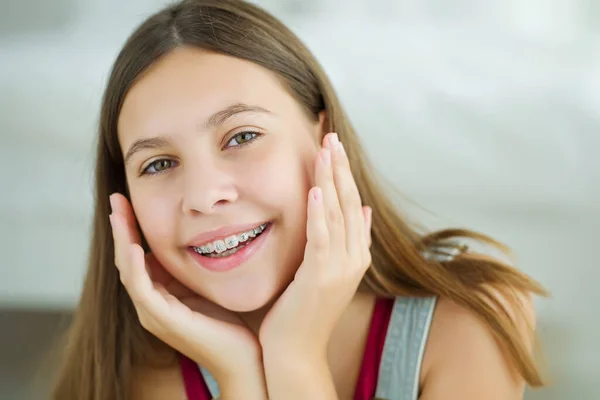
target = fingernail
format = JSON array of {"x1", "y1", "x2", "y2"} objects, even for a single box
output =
[
  {"x1": 109, "y1": 194, "x2": 115, "y2": 212},
  {"x1": 321, "y1": 148, "x2": 331, "y2": 165},
  {"x1": 312, "y1": 187, "x2": 322, "y2": 202}
]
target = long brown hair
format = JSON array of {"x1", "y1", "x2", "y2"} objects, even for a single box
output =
[{"x1": 51, "y1": 0, "x2": 548, "y2": 398}]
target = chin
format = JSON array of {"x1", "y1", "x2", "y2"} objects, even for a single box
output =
[{"x1": 210, "y1": 277, "x2": 286, "y2": 313}]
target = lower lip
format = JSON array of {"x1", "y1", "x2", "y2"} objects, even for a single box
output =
[{"x1": 187, "y1": 223, "x2": 272, "y2": 272}]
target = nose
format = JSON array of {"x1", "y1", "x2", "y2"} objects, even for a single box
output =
[{"x1": 180, "y1": 157, "x2": 239, "y2": 215}]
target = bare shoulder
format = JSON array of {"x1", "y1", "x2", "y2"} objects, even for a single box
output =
[
  {"x1": 130, "y1": 359, "x2": 187, "y2": 400},
  {"x1": 419, "y1": 287, "x2": 536, "y2": 400}
]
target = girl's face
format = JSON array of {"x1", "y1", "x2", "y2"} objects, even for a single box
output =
[{"x1": 117, "y1": 47, "x2": 325, "y2": 312}]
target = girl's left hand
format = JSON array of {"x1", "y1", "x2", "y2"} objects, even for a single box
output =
[{"x1": 258, "y1": 132, "x2": 373, "y2": 364}]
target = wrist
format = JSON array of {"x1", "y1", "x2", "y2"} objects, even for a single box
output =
[
  {"x1": 263, "y1": 352, "x2": 331, "y2": 384},
  {"x1": 218, "y1": 367, "x2": 267, "y2": 400},
  {"x1": 263, "y1": 355, "x2": 336, "y2": 400},
  {"x1": 208, "y1": 353, "x2": 267, "y2": 400},
  {"x1": 262, "y1": 344, "x2": 328, "y2": 370}
]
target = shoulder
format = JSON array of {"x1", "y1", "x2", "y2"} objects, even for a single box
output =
[
  {"x1": 130, "y1": 359, "x2": 187, "y2": 400},
  {"x1": 419, "y1": 288, "x2": 536, "y2": 400}
]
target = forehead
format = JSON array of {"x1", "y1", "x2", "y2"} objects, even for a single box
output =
[{"x1": 117, "y1": 46, "x2": 298, "y2": 142}]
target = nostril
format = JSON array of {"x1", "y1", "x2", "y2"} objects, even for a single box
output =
[{"x1": 213, "y1": 199, "x2": 230, "y2": 207}]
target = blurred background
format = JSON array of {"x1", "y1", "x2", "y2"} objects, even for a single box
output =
[{"x1": 0, "y1": 0, "x2": 598, "y2": 398}]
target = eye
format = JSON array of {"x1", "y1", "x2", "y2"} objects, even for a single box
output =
[
  {"x1": 225, "y1": 130, "x2": 260, "y2": 148},
  {"x1": 141, "y1": 159, "x2": 177, "y2": 176}
]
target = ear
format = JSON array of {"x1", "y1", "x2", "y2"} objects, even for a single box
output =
[{"x1": 316, "y1": 109, "x2": 329, "y2": 138}]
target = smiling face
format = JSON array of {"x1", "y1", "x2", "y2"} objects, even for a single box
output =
[{"x1": 117, "y1": 46, "x2": 326, "y2": 312}]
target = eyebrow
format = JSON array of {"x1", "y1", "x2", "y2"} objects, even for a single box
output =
[{"x1": 123, "y1": 103, "x2": 272, "y2": 166}]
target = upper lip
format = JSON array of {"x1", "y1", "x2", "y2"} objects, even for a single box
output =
[{"x1": 187, "y1": 221, "x2": 269, "y2": 248}]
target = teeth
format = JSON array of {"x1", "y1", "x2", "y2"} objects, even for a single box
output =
[
  {"x1": 213, "y1": 240, "x2": 227, "y2": 254},
  {"x1": 225, "y1": 235, "x2": 239, "y2": 249},
  {"x1": 193, "y1": 223, "x2": 267, "y2": 255},
  {"x1": 197, "y1": 242, "x2": 214, "y2": 254}
]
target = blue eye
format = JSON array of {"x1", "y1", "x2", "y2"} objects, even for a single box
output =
[
  {"x1": 225, "y1": 131, "x2": 260, "y2": 148},
  {"x1": 142, "y1": 159, "x2": 177, "y2": 175}
]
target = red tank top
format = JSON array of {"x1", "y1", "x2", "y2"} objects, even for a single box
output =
[{"x1": 179, "y1": 297, "x2": 394, "y2": 400}]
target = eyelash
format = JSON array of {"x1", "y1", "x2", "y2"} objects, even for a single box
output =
[
  {"x1": 140, "y1": 130, "x2": 262, "y2": 176},
  {"x1": 224, "y1": 130, "x2": 261, "y2": 149}
]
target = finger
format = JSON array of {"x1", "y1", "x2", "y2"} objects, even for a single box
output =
[
  {"x1": 314, "y1": 144, "x2": 345, "y2": 253},
  {"x1": 364, "y1": 206, "x2": 373, "y2": 248},
  {"x1": 110, "y1": 214, "x2": 153, "y2": 307},
  {"x1": 127, "y1": 246, "x2": 207, "y2": 339},
  {"x1": 129, "y1": 246, "x2": 180, "y2": 316},
  {"x1": 125, "y1": 244, "x2": 175, "y2": 330},
  {"x1": 362, "y1": 207, "x2": 373, "y2": 270},
  {"x1": 125, "y1": 244, "x2": 156, "y2": 303},
  {"x1": 322, "y1": 132, "x2": 335, "y2": 149},
  {"x1": 329, "y1": 136, "x2": 365, "y2": 258},
  {"x1": 302, "y1": 186, "x2": 329, "y2": 278},
  {"x1": 146, "y1": 253, "x2": 196, "y2": 298},
  {"x1": 109, "y1": 193, "x2": 141, "y2": 245},
  {"x1": 109, "y1": 194, "x2": 143, "y2": 282},
  {"x1": 109, "y1": 212, "x2": 129, "y2": 281}
]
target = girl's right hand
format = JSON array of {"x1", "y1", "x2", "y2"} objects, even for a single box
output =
[{"x1": 109, "y1": 193, "x2": 264, "y2": 390}]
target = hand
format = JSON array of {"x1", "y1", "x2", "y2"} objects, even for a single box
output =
[
  {"x1": 109, "y1": 193, "x2": 265, "y2": 389},
  {"x1": 258, "y1": 132, "x2": 373, "y2": 364}
]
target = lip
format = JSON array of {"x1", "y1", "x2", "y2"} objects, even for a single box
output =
[
  {"x1": 187, "y1": 221, "x2": 269, "y2": 248},
  {"x1": 187, "y1": 222, "x2": 272, "y2": 272}
]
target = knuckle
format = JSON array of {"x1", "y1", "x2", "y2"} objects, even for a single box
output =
[
  {"x1": 363, "y1": 253, "x2": 373, "y2": 269},
  {"x1": 125, "y1": 289, "x2": 137, "y2": 305},
  {"x1": 118, "y1": 271, "x2": 128, "y2": 286},
  {"x1": 137, "y1": 311, "x2": 159, "y2": 334},
  {"x1": 138, "y1": 314, "x2": 152, "y2": 331},
  {"x1": 317, "y1": 273, "x2": 336, "y2": 290},
  {"x1": 312, "y1": 233, "x2": 329, "y2": 252},
  {"x1": 126, "y1": 285, "x2": 143, "y2": 304},
  {"x1": 341, "y1": 185, "x2": 358, "y2": 203},
  {"x1": 327, "y1": 208, "x2": 343, "y2": 225},
  {"x1": 351, "y1": 194, "x2": 363, "y2": 210}
]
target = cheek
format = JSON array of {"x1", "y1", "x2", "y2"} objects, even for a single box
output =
[
  {"x1": 238, "y1": 142, "x2": 315, "y2": 208},
  {"x1": 130, "y1": 188, "x2": 178, "y2": 250}
]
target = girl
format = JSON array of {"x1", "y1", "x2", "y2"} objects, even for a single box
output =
[{"x1": 51, "y1": 0, "x2": 548, "y2": 399}]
